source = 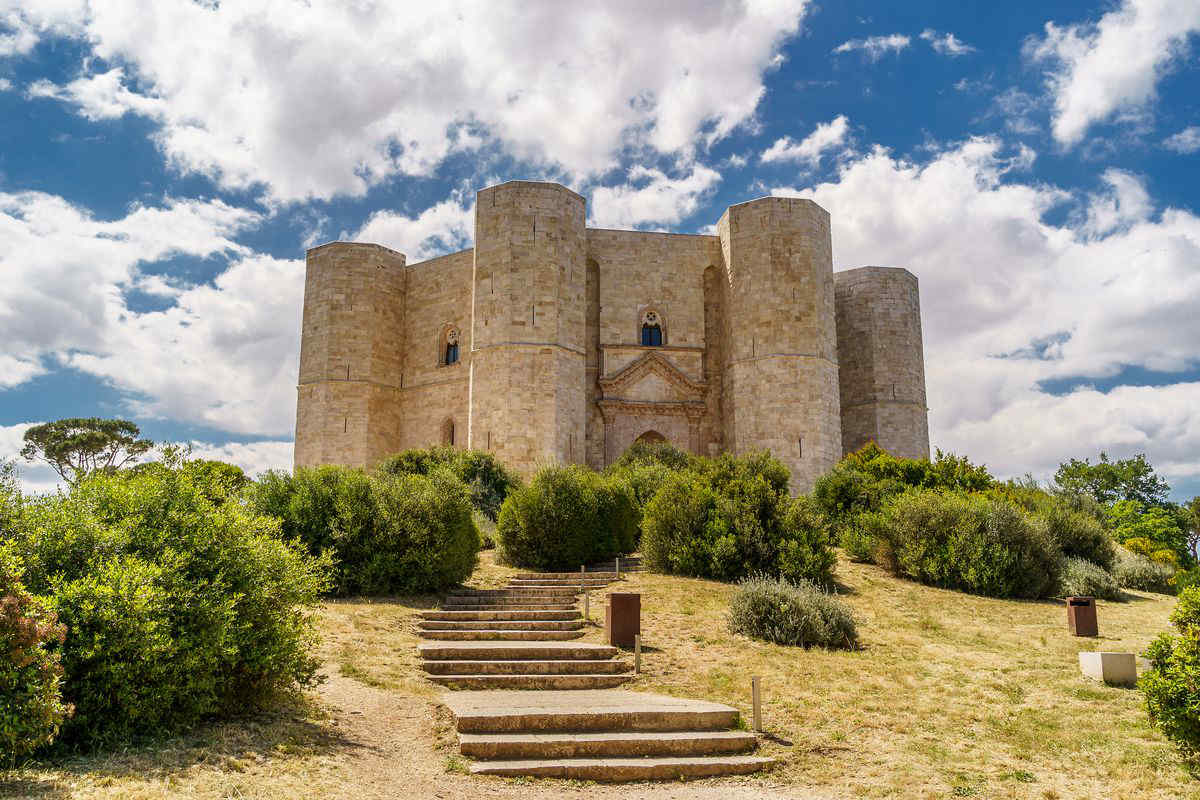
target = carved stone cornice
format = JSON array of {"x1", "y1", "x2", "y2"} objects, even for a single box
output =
[{"x1": 597, "y1": 351, "x2": 708, "y2": 420}]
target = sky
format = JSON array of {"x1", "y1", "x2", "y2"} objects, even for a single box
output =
[{"x1": 1, "y1": 0, "x2": 1199, "y2": 500}]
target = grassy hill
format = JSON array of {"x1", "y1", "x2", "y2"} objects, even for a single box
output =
[{"x1": 6, "y1": 551, "x2": 1193, "y2": 799}]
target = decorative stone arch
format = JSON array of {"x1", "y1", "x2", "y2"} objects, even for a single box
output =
[
  {"x1": 637, "y1": 305, "x2": 666, "y2": 347},
  {"x1": 441, "y1": 417, "x2": 456, "y2": 447},
  {"x1": 438, "y1": 323, "x2": 462, "y2": 367},
  {"x1": 635, "y1": 430, "x2": 667, "y2": 445}
]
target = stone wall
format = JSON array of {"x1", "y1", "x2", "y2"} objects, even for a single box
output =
[
  {"x1": 294, "y1": 242, "x2": 406, "y2": 468},
  {"x1": 833, "y1": 266, "x2": 930, "y2": 459},
  {"x1": 467, "y1": 182, "x2": 588, "y2": 476},
  {"x1": 396, "y1": 248, "x2": 473, "y2": 452},
  {"x1": 718, "y1": 197, "x2": 842, "y2": 494}
]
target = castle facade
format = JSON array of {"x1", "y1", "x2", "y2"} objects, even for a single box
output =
[{"x1": 294, "y1": 180, "x2": 929, "y2": 492}]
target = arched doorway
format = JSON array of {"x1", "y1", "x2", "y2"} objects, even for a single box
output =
[
  {"x1": 635, "y1": 430, "x2": 666, "y2": 445},
  {"x1": 441, "y1": 418, "x2": 455, "y2": 447}
]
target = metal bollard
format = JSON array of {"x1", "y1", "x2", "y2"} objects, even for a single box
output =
[
  {"x1": 583, "y1": 590, "x2": 589, "y2": 622},
  {"x1": 616, "y1": 556, "x2": 620, "y2": 579},
  {"x1": 751, "y1": 676, "x2": 762, "y2": 732}
]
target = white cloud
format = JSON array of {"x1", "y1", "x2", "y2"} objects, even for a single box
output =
[
  {"x1": 11, "y1": 1, "x2": 808, "y2": 201},
  {"x1": 0, "y1": 422, "x2": 61, "y2": 494},
  {"x1": 761, "y1": 116, "x2": 850, "y2": 166},
  {"x1": 27, "y1": 67, "x2": 164, "y2": 120},
  {"x1": 770, "y1": 137, "x2": 1200, "y2": 486},
  {"x1": 354, "y1": 195, "x2": 475, "y2": 262},
  {"x1": 187, "y1": 439, "x2": 294, "y2": 479},
  {"x1": 588, "y1": 163, "x2": 721, "y2": 229},
  {"x1": 1027, "y1": 0, "x2": 1200, "y2": 147},
  {"x1": 0, "y1": 77, "x2": 12, "y2": 92},
  {"x1": 0, "y1": 191, "x2": 305, "y2": 436},
  {"x1": 1164, "y1": 126, "x2": 1200, "y2": 153},
  {"x1": 833, "y1": 34, "x2": 911, "y2": 61},
  {"x1": 920, "y1": 29, "x2": 976, "y2": 56}
]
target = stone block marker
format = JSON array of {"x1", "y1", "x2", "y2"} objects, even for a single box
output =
[
  {"x1": 605, "y1": 592, "x2": 640, "y2": 648},
  {"x1": 1066, "y1": 595, "x2": 1098, "y2": 637},
  {"x1": 1079, "y1": 652, "x2": 1137, "y2": 687}
]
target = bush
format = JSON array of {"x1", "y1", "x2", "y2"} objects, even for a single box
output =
[
  {"x1": 1040, "y1": 502, "x2": 1117, "y2": 573},
  {"x1": 641, "y1": 453, "x2": 836, "y2": 586},
  {"x1": 1, "y1": 544, "x2": 70, "y2": 761},
  {"x1": 839, "y1": 512, "x2": 886, "y2": 563},
  {"x1": 250, "y1": 465, "x2": 479, "y2": 596},
  {"x1": 727, "y1": 575, "x2": 857, "y2": 649},
  {"x1": 7, "y1": 456, "x2": 329, "y2": 749},
  {"x1": 1058, "y1": 557, "x2": 1123, "y2": 601},
  {"x1": 1114, "y1": 548, "x2": 1176, "y2": 594},
  {"x1": 1142, "y1": 586, "x2": 1200, "y2": 767},
  {"x1": 612, "y1": 440, "x2": 694, "y2": 471},
  {"x1": 377, "y1": 446, "x2": 520, "y2": 521},
  {"x1": 875, "y1": 489, "x2": 1061, "y2": 599},
  {"x1": 496, "y1": 465, "x2": 637, "y2": 571}
]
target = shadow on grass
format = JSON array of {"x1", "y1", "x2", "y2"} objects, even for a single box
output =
[
  {"x1": 326, "y1": 593, "x2": 442, "y2": 611},
  {"x1": 3, "y1": 694, "x2": 363, "y2": 798}
]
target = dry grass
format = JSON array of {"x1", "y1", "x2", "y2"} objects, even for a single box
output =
[{"x1": 6, "y1": 549, "x2": 1197, "y2": 799}]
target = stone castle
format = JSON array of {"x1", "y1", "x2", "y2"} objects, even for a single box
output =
[{"x1": 294, "y1": 180, "x2": 929, "y2": 492}]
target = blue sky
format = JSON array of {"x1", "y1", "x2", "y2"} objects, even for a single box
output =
[{"x1": 1, "y1": 0, "x2": 1199, "y2": 499}]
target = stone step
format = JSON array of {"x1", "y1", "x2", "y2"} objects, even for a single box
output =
[
  {"x1": 438, "y1": 603, "x2": 577, "y2": 612},
  {"x1": 421, "y1": 609, "x2": 580, "y2": 621},
  {"x1": 444, "y1": 690, "x2": 740, "y2": 733},
  {"x1": 419, "y1": 641, "x2": 619, "y2": 661},
  {"x1": 428, "y1": 673, "x2": 633, "y2": 690},
  {"x1": 442, "y1": 596, "x2": 578, "y2": 605},
  {"x1": 419, "y1": 619, "x2": 584, "y2": 631},
  {"x1": 418, "y1": 629, "x2": 587, "y2": 641},
  {"x1": 421, "y1": 659, "x2": 629, "y2": 675},
  {"x1": 507, "y1": 580, "x2": 613, "y2": 588},
  {"x1": 458, "y1": 730, "x2": 757, "y2": 759},
  {"x1": 515, "y1": 572, "x2": 619, "y2": 580},
  {"x1": 450, "y1": 588, "x2": 579, "y2": 596},
  {"x1": 467, "y1": 755, "x2": 773, "y2": 781}
]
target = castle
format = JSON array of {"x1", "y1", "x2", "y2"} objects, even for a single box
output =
[{"x1": 294, "y1": 180, "x2": 929, "y2": 492}]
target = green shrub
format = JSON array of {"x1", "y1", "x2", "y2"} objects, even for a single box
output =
[
  {"x1": 377, "y1": 446, "x2": 519, "y2": 521},
  {"x1": 1, "y1": 543, "x2": 70, "y2": 761},
  {"x1": 1141, "y1": 586, "x2": 1200, "y2": 767},
  {"x1": 7, "y1": 457, "x2": 329, "y2": 749},
  {"x1": 1040, "y1": 502, "x2": 1117, "y2": 573},
  {"x1": 612, "y1": 440, "x2": 694, "y2": 471},
  {"x1": 339, "y1": 470, "x2": 480, "y2": 595},
  {"x1": 876, "y1": 489, "x2": 1061, "y2": 599},
  {"x1": 1172, "y1": 567, "x2": 1200, "y2": 594},
  {"x1": 1058, "y1": 557, "x2": 1123, "y2": 601},
  {"x1": 839, "y1": 512, "x2": 886, "y2": 563},
  {"x1": 727, "y1": 575, "x2": 858, "y2": 649},
  {"x1": 641, "y1": 453, "x2": 835, "y2": 586},
  {"x1": 1114, "y1": 548, "x2": 1176, "y2": 594},
  {"x1": 496, "y1": 465, "x2": 636, "y2": 571},
  {"x1": 250, "y1": 465, "x2": 479, "y2": 595}
]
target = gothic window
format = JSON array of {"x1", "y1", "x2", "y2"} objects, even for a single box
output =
[
  {"x1": 640, "y1": 309, "x2": 663, "y2": 347},
  {"x1": 442, "y1": 326, "x2": 461, "y2": 366}
]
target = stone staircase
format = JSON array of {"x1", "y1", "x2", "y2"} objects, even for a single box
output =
[
  {"x1": 418, "y1": 565, "x2": 773, "y2": 781},
  {"x1": 443, "y1": 689, "x2": 772, "y2": 780},
  {"x1": 418, "y1": 571, "x2": 631, "y2": 688}
]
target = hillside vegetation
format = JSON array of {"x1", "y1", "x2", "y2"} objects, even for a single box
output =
[{"x1": 6, "y1": 550, "x2": 1190, "y2": 800}]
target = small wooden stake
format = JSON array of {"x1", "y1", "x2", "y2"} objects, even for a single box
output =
[
  {"x1": 615, "y1": 556, "x2": 620, "y2": 579},
  {"x1": 751, "y1": 676, "x2": 762, "y2": 732},
  {"x1": 634, "y1": 635, "x2": 641, "y2": 674},
  {"x1": 583, "y1": 590, "x2": 589, "y2": 621}
]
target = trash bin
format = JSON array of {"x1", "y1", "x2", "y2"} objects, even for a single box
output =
[
  {"x1": 605, "y1": 592, "x2": 640, "y2": 648},
  {"x1": 1066, "y1": 596, "x2": 1098, "y2": 637}
]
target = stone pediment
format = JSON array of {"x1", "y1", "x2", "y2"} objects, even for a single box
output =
[{"x1": 598, "y1": 351, "x2": 706, "y2": 407}]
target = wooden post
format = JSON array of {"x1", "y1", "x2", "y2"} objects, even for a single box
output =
[
  {"x1": 634, "y1": 635, "x2": 641, "y2": 674},
  {"x1": 583, "y1": 589, "x2": 589, "y2": 622},
  {"x1": 751, "y1": 676, "x2": 762, "y2": 732},
  {"x1": 616, "y1": 556, "x2": 620, "y2": 579}
]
